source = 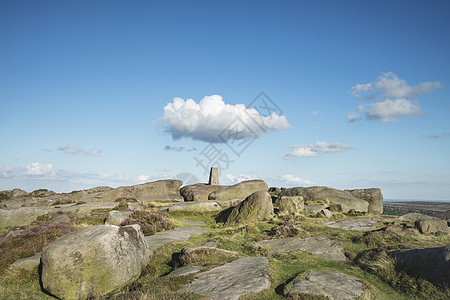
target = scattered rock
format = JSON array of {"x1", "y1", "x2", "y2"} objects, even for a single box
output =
[
  {"x1": 416, "y1": 219, "x2": 449, "y2": 234},
  {"x1": 180, "y1": 184, "x2": 224, "y2": 201},
  {"x1": 286, "y1": 270, "x2": 365, "y2": 299},
  {"x1": 104, "y1": 210, "x2": 133, "y2": 225},
  {"x1": 167, "y1": 201, "x2": 222, "y2": 212},
  {"x1": 209, "y1": 180, "x2": 268, "y2": 200},
  {"x1": 388, "y1": 245, "x2": 450, "y2": 287},
  {"x1": 305, "y1": 204, "x2": 328, "y2": 214},
  {"x1": 225, "y1": 191, "x2": 273, "y2": 225},
  {"x1": 256, "y1": 237, "x2": 347, "y2": 261},
  {"x1": 208, "y1": 167, "x2": 219, "y2": 185},
  {"x1": 317, "y1": 208, "x2": 333, "y2": 218},
  {"x1": 279, "y1": 186, "x2": 369, "y2": 213},
  {"x1": 168, "y1": 266, "x2": 206, "y2": 276},
  {"x1": 325, "y1": 218, "x2": 381, "y2": 231},
  {"x1": 274, "y1": 196, "x2": 304, "y2": 213},
  {"x1": 41, "y1": 225, "x2": 150, "y2": 300},
  {"x1": 9, "y1": 252, "x2": 42, "y2": 271},
  {"x1": 346, "y1": 188, "x2": 383, "y2": 215},
  {"x1": 179, "y1": 257, "x2": 270, "y2": 300},
  {"x1": 145, "y1": 227, "x2": 207, "y2": 255}
]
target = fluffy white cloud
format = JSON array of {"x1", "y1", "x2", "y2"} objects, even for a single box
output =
[
  {"x1": 225, "y1": 174, "x2": 256, "y2": 184},
  {"x1": 280, "y1": 174, "x2": 313, "y2": 185},
  {"x1": 346, "y1": 113, "x2": 361, "y2": 123},
  {"x1": 137, "y1": 175, "x2": 150, "y2": 182},
  {"x1": 283, "y1": 141, "x2": 353, "y2": 159},
  {"x1": 162, "y1": 95, "x2": 290, "y2": 143},
  {"x1": 58, "y1": 144, "x2": 102, "y2": 156},
  {"x1": 349, "y1": 72, "x2": 441, "y2": 122},
  {"x1": 25, "y1": 162, "x2": 54, "y2": 176}
]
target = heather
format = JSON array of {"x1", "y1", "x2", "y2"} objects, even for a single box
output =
[{"x1": 120, "y1": 209, "x2": 174, "y2": 236}]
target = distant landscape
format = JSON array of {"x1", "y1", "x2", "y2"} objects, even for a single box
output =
[{"x1": 383, "y1": 200, "x2": 450, "y2": 219}]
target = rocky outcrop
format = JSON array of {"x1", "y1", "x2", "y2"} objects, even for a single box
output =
[
  {"x1": 180, "y1": 184, "x2": 224, "y2": 201},
  {"x1": 274, "y1": 196, "x2": 304, "y2": 214},
  {"x1": 0, "y1": 188, "x2": 28, "y2": 200},
  {"x1": 416, "y1": 219, "x2": 449, "y2": 234},
  {"x1": 179, "y1": 257, "x2": 271, "y2": 300},
  {"x1": 388, "y1": 245, "x2": 450, "y2": 287},
  {"x1": 167, "y1": 201, "x2": 222, "y2": 212},
  {"x1": 286, "y1": 270, "x2": 365, "y2": 299},
  {"x1": 279, "y1": 186, "x2": 369, "y2": 213},
  {"x1": 346, "y1": 188, "x2": 383, "y2": 215},
  {"x1": 325, "y1": 218, "x2": 381, "y2": 231},
  {"x1": 41, "y1": 225, "x2": 150, "y2": 300},
  {"x1": 208, "y1": 180, "x2": 268, "y2": 200},
  {"x1": 225, "y1": 191, "x2": 273, "y2": 225}
]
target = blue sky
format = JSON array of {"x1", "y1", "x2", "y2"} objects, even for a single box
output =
[{"x1": 1, "y1": 0, "x2": 449, "y2": 200}]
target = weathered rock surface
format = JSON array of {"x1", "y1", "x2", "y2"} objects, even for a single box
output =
[
  {"x1": 279, "y1": 186, "x2": 369, "y2": 213},
  {"x1": 225, "y1": 191, "x2": 273, "y2": 225},
  {"x1": 41, "y1": 225, "x2": 150, "y2": 300},
  {"x1": 168, "y1": 265, "x2": 206, "y2": 276},
  {"x1": 416, "y1": 219, "x2": 449, "y2": 234},
  {"x1": 305, "y1": 204, "x2": 328, "y2": 214},
  {"x1": 0, "y1": 188, "x2": 27, "y2": 200},
  {"x1": 209, "y1": 180, "x2": 268, "y2": 200},
  {"x1": 388, "y1": 245, "x2": 450, "y2": 286},
  {"x1": 317, "y1": 208, "x2": 333, "y2": 218},
  {"x1": 256, "y1": 237, "x2": 347, "y2": 261},
  {"x1": 287, "y1": 270, "x2": 365, "y2": 299},
  {"x1": 180, "y1": 184, "x2": 224, "y2": 201},
  {"x1": 325, "y1": 218, "x2": 381, "y2": 231},
  {"x1": 215, "y1": 198, "x2": 244, "y2": 209},
  {"x1": 399, "y1": 213, "x2": 437, "y2": 222},
  {"x1": 346, "y1": 188, "x2": 383, "y2": 215},
  {"x1": 167, "y1": 201, "x2": 221, "y2": 212},
  {"x1": 145, "y1": 227, "x2": 207, "y2": 255},
  {"x1": 179, "y1": 257, "x2": 270, "y2": 300},
  {"x1": 139, "y1": 193, "x2": 184, "y2": 203},
  {"x1": 274, "y1": 196, "x2": 304, "y2": 213},
  {"x1": 50, "y1": 214, "x2": 70, "y2": 223},
  {"x1": 104, "y1": 210, "x2": 133, "y2": 225},
  {"x1": 9, "y1": 252, "x2": 41, "y2": 271}
]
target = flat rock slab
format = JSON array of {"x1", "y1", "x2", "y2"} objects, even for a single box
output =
[
  {"x1": 145, "y1": 227, "x2": 206, "y2": 254},
  {"x1": 168, "y1": 266, "x2": 206, "y2": 276},
  {"x1": 167, "y1": 201, "x2": 222, "y2": 212},
  {"x1": 287, "y1": 270, "x2": 365, "y2": 299},
  {"x1": 257, "y1": 237, "x2": 347, "y2": 261},
  {"x1": 179, "y1": 257, "x2": 270, "y2": 300},
  {"x1": 325, "y1": 218, "x2": 381, "y2": 231}
]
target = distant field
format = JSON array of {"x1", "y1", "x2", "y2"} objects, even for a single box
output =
[{"x1": 383, "y1": 200, "x2": 450, "y2": 218}]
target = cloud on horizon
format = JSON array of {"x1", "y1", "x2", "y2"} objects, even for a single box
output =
[
  {"x1": 162, "y1": 95, "x2": 290, "y2": 143},
  {"x1": 348, "y1": 72, "x2": 441, "y2": 122},
  {"x1": 283, "y1": 141, "x2": 354, "y2": 159},
  {"x1": 58, "y1": 144, "x2": 102, "y2": 156},
  {"x1": 163, "y1": 145, "x2": 196, "y2": 152}
]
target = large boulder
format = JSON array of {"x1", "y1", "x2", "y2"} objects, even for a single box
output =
[
  {"x1": 0, "y1": 188, "x2": 28, "y2": 200},
  {"x1": 416, "y1": 219, "x2": 449, "y2": 234},
  {"x1": 209, "y1": 180, "x2": 268, "y2": 200},
  {"x1": 41, "y1": 225, "x2": 150, "y2": 299},
  {"x1": 225, "y1": 191, "x2": 273, "y2": 225},
  {"x1": 274, "y1": 196, "x2": 304, "y2": 214},
  {"x1": 279, "y1": 186, "x2": 369, "y2": 213},
  {"x1": 167, "y1": 201, "x2": 222, "y2": 212},
  {"x1": 180, "y1": 184, "x2": 224, "y2": 201},
  {"x1": 346, "y1": 188, "x2": 383, "y2": 214},
  {"x1": 388, "y1": 245, "x2": 450, "y2": 287}
]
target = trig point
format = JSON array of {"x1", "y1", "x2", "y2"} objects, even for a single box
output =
[{"x1": 208, "y1": 167, "x2": 219, "y2": 185}]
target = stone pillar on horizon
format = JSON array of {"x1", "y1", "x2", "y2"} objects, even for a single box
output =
[{"x1": 208, "y1": 167, "x2": 219, "y2": 185}]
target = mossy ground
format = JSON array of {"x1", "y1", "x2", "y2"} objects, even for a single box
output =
[{"x1": 0, "y1": 208, "x2": 449, "y2": 299}]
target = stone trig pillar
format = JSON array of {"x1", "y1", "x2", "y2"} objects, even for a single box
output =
[{"x1": 208, "y1": 167, "x2": 219, "y2": 185}]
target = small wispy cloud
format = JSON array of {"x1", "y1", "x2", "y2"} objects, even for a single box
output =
[
  {"x1": 421, "y1": 132, "x2": 450, "y2": 139},
  {"x1": 58, "y1": 144, "x2": 102, "y2": 156},
  {"x1": 346, "y1": 113, "x2": 361, "y2": 123},
  {"x1": 163, "y1": 145, "x2": 196, "y2": 152},
  {"x1": 283, "y1": 141, "x2": 354, "y2": 160},
  {"x1": 225, "y1": 174, "x2": 256, "y2": 184},
  {"x1": 280, "y1": 174, "x2": 313, "y2": 185}
]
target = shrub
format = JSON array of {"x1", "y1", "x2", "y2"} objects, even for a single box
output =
[{"x1": 120, "y1": 210, "x2": 174, "y2": 236}]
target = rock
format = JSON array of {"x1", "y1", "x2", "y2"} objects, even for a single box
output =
[
  {"x1": 179, "y1": 257, "x2": 270, "y2": 300},
  {"x1": 0, "y1": 203, "x2": 7, "y2": 209},
  {"x1": 50, "y1": 214, "x2": 70, "y2": 223},
  {"x1": 180, "y1": 183, "x2": 224, "y2": 201},
  {"x1": 139, "y1": 193, "x2": 184, "y2": 203},
  {"x1": 305, "y1": 204, "x2": 328, "y2": 214},
  {"x1": 274, "y1": 196, "x2": 304, "y2": 213},
  {"x1": 208, "y1": 167, "x2": 219, "y2": 185},
  {"x1": 177, "y1": 246, "x2": 241, "y2": 266},
  {"x1": 286, "y1": 270, "x2": 365, "y2": 299},
  {"x1": 388, "y1": 245, "x2": 450, "y2": 287},
  {"x1": 0, "y1": 188, "x2": 28, "y2": 200},
  {"x1": 225, "y1": 191, "x2": 273, "y2": 226},
  {"x1": 145, "y1": 227, "x2": 206, "y2": 255},
  {"x1": 399, "y1": 213, "x2": 440, "y2": 222},
  {"x1": 168, "y1": 265, "x2": 206, "y2": 276},
  {"x1": 41, "y1": 225, "x2": 150, "y2": 300},
  {"x1": 9, "y1": 252, "x2": 41, "y2": 271},
  {"x1": 215, "y1": 198, "x2": 244, "y2": 209},
  {"x1": 104, "y1": 210, "x2": 133, "y2": 226},
  {"x1": 416, "y1": 219, "x2": 449, "y2": 234},
  {"x1": 0, "y1": 207, "x2": 51, "y2": 228},
  {"x1": 317, "y1": 208, "x2": 333, "y2": 218},
  {"x1": 30, "y1": 189, "x2": 56, "y2": 197},
  {"x1": 256, "y1": 236, "x2": 347, "y2": 261},
  {"x1": 85, "y1": 186, "x2": 113, "y2": 194},
  {"x1": 346, "y1": 188, "x2": 383, "y2": 215},
  {"x1": 69, "y1": 190, "x2": 89, "y2": 202},
  {"x1": 279, "y1": 186, "x2": 369, "y2": 213},
  {"x1": 208, "y1": 180, "x2": 268, "y2": 200},
  {"x1": 167, "y1": 201, "x2": 222, "y2": 212},
  {"x1": 325, "y1": 218, "x2": 381, "y2": 231}
]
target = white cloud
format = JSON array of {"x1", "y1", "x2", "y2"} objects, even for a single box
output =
[
  {"x1": 162, "y1": 95, "x2": 290, "y2": 143},
  {"x1": 225, "y1": 174, "x2": 256, "y2": 184},
  {"x1": 25, "y1": 162, "x2": 54, "y2": 176},
  {"x1": 283, "y1": 141, "x2": 353, "y2": 159},
  {"x1": 346, "y1": 113, "x2": 361, "y2": 123},
  {"x1": 163, "y1": 145, "x2": 196, "y2": 152},
  {"x1": 58, "y1": 144, "x2": 102, "y2": 156},
  {"x1": 137, "y1": 175, "x2": 150, "y2": 182},
  {"x1": 280, "y1": 174, "x2": 313, "y2": 185},
  {"x1": 349, "y1": 72, "x2": 441, "y2": 122}
]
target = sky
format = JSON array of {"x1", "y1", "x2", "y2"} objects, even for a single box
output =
[{"x1": 1, "y1": 0, "x2": 449, "y2": 200}]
